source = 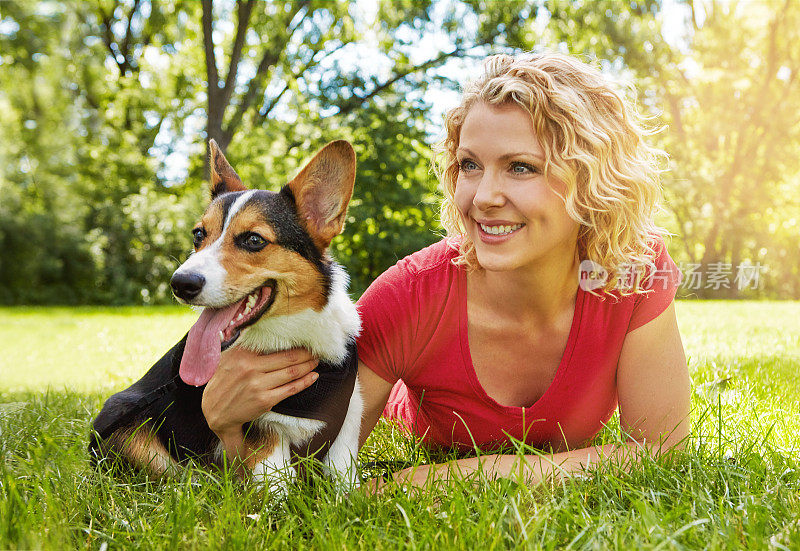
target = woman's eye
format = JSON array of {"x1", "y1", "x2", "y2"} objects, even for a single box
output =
[
  {"x1": 459, "y1": 159, "x2": 479, "y2": 172},
  {"x1": 510, "y1": 162, "x2": 537, "y2": 175},
  {"x1": 192, "y1": 228, "x2": 205, "y2": 248}
]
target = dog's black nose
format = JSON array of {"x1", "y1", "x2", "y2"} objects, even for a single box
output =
[{"x1": 170, "y1": 272, "x2": 205, "y2": 301}]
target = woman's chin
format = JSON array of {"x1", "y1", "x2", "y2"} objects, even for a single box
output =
[{"x1": 474, "y1": 250, "x2": 522, "y2": 273}]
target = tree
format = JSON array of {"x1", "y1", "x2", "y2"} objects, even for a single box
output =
[
  {"x1": 0, "y1": 1, "x2": 97, "y2": 303},
  {"x1": 657, "y1": 0, "x2": 800, "y2": 297},
  {"x1": 197, "y1": 0, "x2": 532, "y2": 154},
  {"x1": 8, "y1": 0, "x2": 795, "y2": 303},
  {"x1": 0, "y1": 0, "x2": 534, "y2": 303},
  {"x1": 189, "y1": 0, "x2": 535, "y2": 290},
  {"x1": 0, "y1": 0, "x2": 200, "y2": 303}
]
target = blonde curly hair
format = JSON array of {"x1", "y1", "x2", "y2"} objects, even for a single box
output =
[{"x1": 434, "y1": 52, "x2": 669, "y2": 296}]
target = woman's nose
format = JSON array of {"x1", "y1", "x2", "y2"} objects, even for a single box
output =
[{"x1": 473, "y1": 172, "x2": 505, "y2": 210}]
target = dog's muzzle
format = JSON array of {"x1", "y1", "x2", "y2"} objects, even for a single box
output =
[{"x1": 170, "y1": 272, "x2": 205, "y2": 301}]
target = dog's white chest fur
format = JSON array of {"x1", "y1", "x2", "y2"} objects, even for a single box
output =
[{"x1": 236, "y1": 265, "x2": 361, "y2": 364}]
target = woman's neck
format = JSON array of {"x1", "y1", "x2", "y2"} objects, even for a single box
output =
[{"x1": 469, "y1": 244, "x2": 581, "y2": 326}]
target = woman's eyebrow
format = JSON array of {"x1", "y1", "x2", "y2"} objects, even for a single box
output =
[
  {"x1": 457, "y1": 148, "x2": 545, "y2": 162},
  {"x1": 497, "y1": 151, "x2": 545, "y2": 162},
  {"x1": 456, "y1": 147, "x2": 544, "y2": 163}
]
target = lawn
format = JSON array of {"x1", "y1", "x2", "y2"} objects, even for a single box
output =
[{"x1": 1, "y1": 302, "x2": 799, "y2": 549}]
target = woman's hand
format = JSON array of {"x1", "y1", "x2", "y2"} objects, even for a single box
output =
[
  {"x1": 361, "y1": 455, "x2": 544, "y2": 495},
  {"x1": 362, "y1": 459, "x2": 478, "y2": 495},
  {"x1": 201, "y1": 347, "x2": 319, "y2": 442},
  {"x1": 361, "y1": 464, "x2": 436, "y2": 496}
]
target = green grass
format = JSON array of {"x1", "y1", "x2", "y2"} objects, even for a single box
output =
[
  {"x1": 0, "y1": 306, "x2": 196, "y2": 393},
  {"x1": 1, "y1": 302, "x2": 799, "y2": 549}
]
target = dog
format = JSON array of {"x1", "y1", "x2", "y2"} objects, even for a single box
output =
[{"x1": 90, "y1": 139, "x2": 363, "y2": 490}]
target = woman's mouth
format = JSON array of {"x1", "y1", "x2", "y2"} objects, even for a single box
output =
[
  {"x1": 477, "y1": 222, "x2": 525, "y2": 242},
  {"x1": 479, "y1": 222, "x2": 524, "y2": 235}
]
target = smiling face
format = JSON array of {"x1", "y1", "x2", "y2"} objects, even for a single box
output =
[{"x1": 453, "y1": 102, "x2": 580, "y2": 273}]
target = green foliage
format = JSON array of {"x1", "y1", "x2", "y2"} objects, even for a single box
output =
[
  {"x1": 0, "y1": 0, "x2": 798, "y2": 303},
  {"x1": 654, "y1": 1, "x2": 800, "y2": 299},
  {"x1": 0, "y1": 0, "x2": 202, "y2": 304},
  {"x1": 0, "y1": 0, "x2": 525, "y2": 304},
  {"x1": 334, "y1": 99, "x2": 442, "y2": 296},
  {"x1": 98, "y1": 186, "x2": 200, "y2": 304}
]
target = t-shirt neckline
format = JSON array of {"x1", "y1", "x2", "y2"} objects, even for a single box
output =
[{"x1": 456, "y1": 265, "x2": 585, "y2": 416}]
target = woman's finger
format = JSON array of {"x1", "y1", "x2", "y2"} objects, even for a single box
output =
[
  {"x1": 219, "y1": 347, "x2": 316, "y2": 375},
  {"x1": 261, "y1": 358, "x2": 319, "y2": 389},
  {"x1": 265, "y1": 369, "x2": 319, "y2": 406},
  {"x1": 254, "y1": 348, "x2": 317, "y2": 374}
]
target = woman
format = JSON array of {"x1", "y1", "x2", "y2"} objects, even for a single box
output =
[{"x1": 203, "y1": 52, "x2": 690, "y2": 489}]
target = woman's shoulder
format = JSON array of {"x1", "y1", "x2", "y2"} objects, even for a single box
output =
[
  {"x1": 628, "y1": 235, "x2": 682, "y2": 299},
  {"x1": 393, "y1": 237, "x2": 460, "y2": 277},
  {"x1": 583, "y1": 235, "x2": 682, "y2": 333},
  {"x1": 356, "y1": 238, "x2": 463, "y2": 382}
]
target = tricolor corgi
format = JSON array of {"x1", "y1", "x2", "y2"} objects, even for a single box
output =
[{"x1": 90, "y1": 140, "x2": 362, "y2": 490}]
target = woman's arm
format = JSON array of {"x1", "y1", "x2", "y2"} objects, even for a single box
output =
[
  {"x1": 373, "y1": 301, "x2": 690, "y2": 491},
  {"x1": 617, "y1": 301, "x2": 690, "y2": 448},
  {"x1": 357, "y1": 361, "x2": 395, "y2": 448},
  {"x1": 384, "y1": 440, "x2": 676, "y2": 491}
]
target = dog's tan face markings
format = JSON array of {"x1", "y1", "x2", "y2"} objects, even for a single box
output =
[
  {"x1": 253, "y1": 248, "x2": 329, "y2": 315},
  {"x1": 192, "y1": 200, "x2": 226, "y2": 251},
  {"x1": 219, "y1": 202, "x2": 327, "y2": 314}
]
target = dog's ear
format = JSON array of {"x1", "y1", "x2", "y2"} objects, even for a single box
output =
[
  {"x1": 208, "y1": 139, "x2": 247, "y2": 199},
  {"x1": 287, "y1": 140, "x2": 356, "y2": 250}
]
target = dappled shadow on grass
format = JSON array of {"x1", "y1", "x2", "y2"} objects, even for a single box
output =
[{"x1": 1, "y1": 390, "x2": 799, "y2": 549}]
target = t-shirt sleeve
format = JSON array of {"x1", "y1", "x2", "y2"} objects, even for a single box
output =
[
  {"x1": 356, "y1": 260, "x2": 419, "y2": 384},
  {"x1": 627, "y1": 238, "x2": 683, "y2": 333}
]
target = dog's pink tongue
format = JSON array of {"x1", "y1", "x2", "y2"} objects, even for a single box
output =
[{"x1": 179, "y1": 302, "x2": 241, "y2": 386}]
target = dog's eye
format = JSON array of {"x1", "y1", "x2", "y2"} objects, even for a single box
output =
[
  {"x1": 191, "y1": 228, "x2": 206, "y2": 249},
  {"x1": 237, "y1": 232, "x2": 268, "y2": 252}
]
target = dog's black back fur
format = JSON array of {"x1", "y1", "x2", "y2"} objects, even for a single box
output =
[
  {"x1": 90, "y1": 336, "x2": 220, "y2": 467},
  {"x1": 89, "y1": 335, "x2": 358, "y2": 471}
]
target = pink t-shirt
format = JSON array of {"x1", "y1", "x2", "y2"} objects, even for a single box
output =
[{"x1": 357, "y1": 238, "x2": 682, "y2": 452}]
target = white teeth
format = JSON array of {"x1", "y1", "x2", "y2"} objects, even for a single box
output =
[
  {"x1": 219, "y1": 331, "x2": 224, "y2": 341},
  {"x1": 237, "y1": 293, "x2": 257, "y2": 318},
  {"x1": 479, "y1": 223, "x2": 523, "y2": 235},
  {"x1": 236, "y1": 313, "x2": 244, "y2": 321}
]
